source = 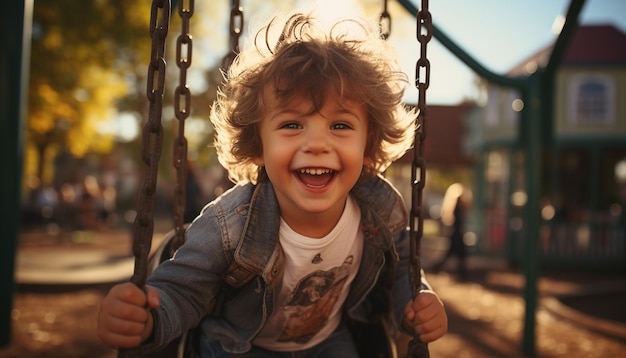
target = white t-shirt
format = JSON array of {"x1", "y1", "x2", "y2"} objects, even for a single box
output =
[{"x1": 252, "y1": 196, "x2": 363, "y2": 351}]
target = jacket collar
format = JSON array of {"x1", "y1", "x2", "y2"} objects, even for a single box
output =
[
  {"x1": 233, "y1": 175, "x2": 407, "y2": 275},
  {"x1": 233, "y1": 180, "x2": 281, "y2": 275},
  {"x1": 350, "y1": 175, "x2": 408, "y2": 240}
]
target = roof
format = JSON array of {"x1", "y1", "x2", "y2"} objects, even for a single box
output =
[
  {"x1": 508, "y1": 24, "x2": 626, "y2": 76},
  {"x1": 565, "y1": 25, "x2": 626, "y2": 65},
  {"x1": 397, "y1": 103, "x2": 475, "y2": 166}
]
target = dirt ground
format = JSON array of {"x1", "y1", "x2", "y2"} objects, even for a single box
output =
[{"x1": 1, "y1": 230, "x2": 625, "y2": 357}]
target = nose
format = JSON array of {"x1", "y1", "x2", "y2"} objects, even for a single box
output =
[{"x1": 302, "y1": 122, "x2": 330, "y2": 154}]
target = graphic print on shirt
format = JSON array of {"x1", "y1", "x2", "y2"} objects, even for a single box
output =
[{"x1": 277, "y1": 256, "x2": 354, "y2": 343}]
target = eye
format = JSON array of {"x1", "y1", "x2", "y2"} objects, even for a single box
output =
[
  {"x1": 331, "y1": 122, "x2": 353, "y2": 130},
  {"x1": 279, "y1": 122, "x2": 301, "y2": 130}
]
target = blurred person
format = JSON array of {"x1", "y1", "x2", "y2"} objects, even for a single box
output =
[
  {"x1": 57, "y1": 183, "x2": 78, "y2": 233},
  {"x1": 77, "y1": 175, "x2": 101, "y2": 231},
  {"x1": 100, "y1": 183, "x2": 117, "y2": 229},
  {"x1": 433, "y1": 183, "x2": 470, "y2": 281}
]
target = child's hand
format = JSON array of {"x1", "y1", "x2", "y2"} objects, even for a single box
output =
[
  {"x1": 402, "y1": 290, "x2": 448, "y2": 343},
  {"x1": 97, "y1": 282, "x2": 160, "y2": 348}
]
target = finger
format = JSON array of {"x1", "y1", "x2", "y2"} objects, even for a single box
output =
[
  {"x1": 99, "y1": 297, "x2": 144, "y2": 330},
  {"x1": 418, "y1": 324, "x2": 447, "y2": 343},
  {"x1": 413, "y1": 301, "x2": 440, "y2": 324},
  {"x1": 404, "y1": 296, "x2": 436, "y2": 324},
  {"x1": 103, "y1": 314, "x2": 149, "y2": 336},
  {"x1": 403, "y1": 301, "x2": 416, "y2": 321},
  {"x1": 144, "y1": 285, "x2": 160, "y2": 309},
  {"x1": 98, "y1": 313, "x2": 148, "y2": 348},
  {"x1": 413, "y1": 313, "x2": 448, "y2": 342},
  {"x1": 108, "y1": 300, "x2": 151, "y2": 323},
  {"x1": 413, "y1": 314, "x2": 437, "y2": 333},
  {"x1": 100, "y1": 295, "x2": 148, "y2": 320},
  {"x1": 114, "y1": 283, "x2": 149, "y2": 307},
  {"x1": 412, "y1": 290, "x2": 437, "y2": 310}
]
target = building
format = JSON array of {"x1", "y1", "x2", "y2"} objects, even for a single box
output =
[{"x1": 470, "y1": 25, "x2": 626, "y2": 270}]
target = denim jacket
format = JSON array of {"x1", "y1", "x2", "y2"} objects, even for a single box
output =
[{"x1": 142, "y1": 175, "x2": 419, "y2": 354}]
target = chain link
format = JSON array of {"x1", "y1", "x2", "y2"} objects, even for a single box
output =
[
  {"x1": 408, "y1": 0, "x2": 432, "y2": 357},
  {"x1": 171, "y1": 0, "x2": 194, "y2": 255},
  {"x1": 222, "y1": 0, "x2": 243, "y2": 69},
  {"x1": 379, "y1": 0, "x2": 391, "y2": 40}
]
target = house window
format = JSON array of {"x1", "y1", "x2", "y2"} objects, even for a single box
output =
[{"x1": 567, "y1": 74, "x2": 615, "y2": 125}]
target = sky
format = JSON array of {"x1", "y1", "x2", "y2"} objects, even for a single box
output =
[{"x1": 392, "y1": 0, "x2": 626, "y2": 104}]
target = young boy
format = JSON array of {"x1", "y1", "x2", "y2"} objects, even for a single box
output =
[{"x1": 98, "y1": 13, "x2": 447, "y2": 357}]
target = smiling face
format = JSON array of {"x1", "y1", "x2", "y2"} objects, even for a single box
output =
[{"x1": 254, "y1": 87, "x2": 369, "y2": 237}]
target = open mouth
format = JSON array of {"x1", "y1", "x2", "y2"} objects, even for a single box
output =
[{"x1": 296, "y1": 168, "x2": 335, "y2": 188}]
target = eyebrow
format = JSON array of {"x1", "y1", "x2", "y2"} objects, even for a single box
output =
[
  {"x1": 269, "y1": 106, "x2": 363, "y2": 123},
  {"x1": 268, "y1": 108, "x2": 301, "y2": 122},
  {"x1": 332, "y1": 107, "x2": 363, "y2": 122}
]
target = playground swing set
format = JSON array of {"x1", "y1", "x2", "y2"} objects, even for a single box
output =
[{"x1": 122, "y1": 0, "x2": 433, "y2": 357}]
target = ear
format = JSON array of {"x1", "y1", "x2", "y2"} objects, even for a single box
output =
[{"x1": 252, "y1": 156, "x2": 265, "y2": 167}]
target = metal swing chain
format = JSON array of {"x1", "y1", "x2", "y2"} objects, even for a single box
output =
[
  {"x1": 408, "y1": 0, "x2": 432, "y2": 357},
  {"x1": 171, "y1": 0, "x2": 194, "y2": 255},
  {"x1": 222, "y1": 0, "x2": 243, "y2": 70},
  {"x1": 379, "y1": 0, "x2": 391, "y2": 40},
  {"x1": 119, "y1": 1, "x2": 170, "y2": 357},
  {"x1": 130, "y1": 0, "x2": 170, "y2": 292}
]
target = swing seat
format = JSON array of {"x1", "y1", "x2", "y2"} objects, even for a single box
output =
[{"x1": 140, "y1": 229, "x2": 398, "y2": 358}]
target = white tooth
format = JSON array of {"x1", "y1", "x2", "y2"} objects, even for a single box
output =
[{"x1": 298, "y1": 168, "x2": 332, "y2": 175}]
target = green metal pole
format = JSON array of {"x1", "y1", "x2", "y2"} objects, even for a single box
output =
[
  {"x1": 0, "y1": 0, "x2": 32, "y2": 347},
  {"x1": 474, "y1": 151, "x2": 487, "y2": 255},
  {"x1": 520, "y1": 73, "x2": 542, "y2": 357},
  {"x1": 505, "y1": 143, "x2": 518, "y2": 263},
  {"x1": 518, "y1": 1, "x2": 585, "y2": 342},
  {"x1": 519, "y1": 1, "x2": 584, "y2": 355}
]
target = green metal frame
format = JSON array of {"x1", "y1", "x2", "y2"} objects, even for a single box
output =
[
  {"x1": 1, "y1": 0, "x2": 32, "y2": 347},
  {"x1": 395, "y1": 0, "x2": 586, "y2": 355}
]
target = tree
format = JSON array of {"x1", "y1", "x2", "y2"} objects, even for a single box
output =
[{"x1": 27, "y1": 0, "x2": 152, "y2": 187}]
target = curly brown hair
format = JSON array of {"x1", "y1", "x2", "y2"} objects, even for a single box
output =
[{"x1": 210, "y1": 13, "x2": 416, "y2": 184}]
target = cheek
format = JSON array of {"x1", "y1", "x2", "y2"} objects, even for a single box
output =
[{"x1": 257, "y1": 142, "x2": 288, "y2": 169}]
